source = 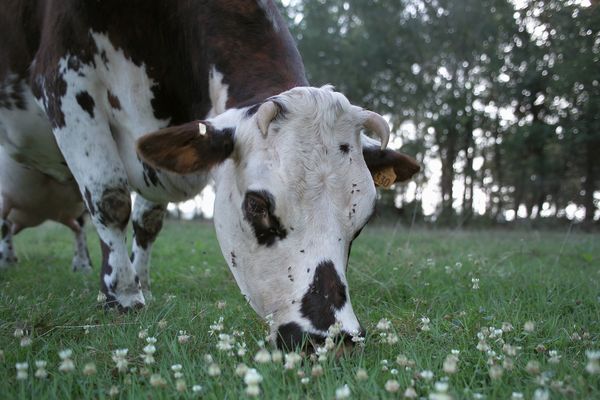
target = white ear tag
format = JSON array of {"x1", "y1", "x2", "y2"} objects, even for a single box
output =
[{"x1": 198, "y1": 122, "x2": 207, "y2": 136}]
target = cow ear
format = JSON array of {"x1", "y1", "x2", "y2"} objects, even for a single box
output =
[
  {"x1": 136, "y1": 121, "x2": 234, "y2": 174},
  {"x1": 362, "y1": 138, "x2": 420, "y2": 188}
]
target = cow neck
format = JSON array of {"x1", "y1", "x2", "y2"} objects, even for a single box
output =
[{"x1": 185, "y1": 1, "x2": 309, "y2": 111}]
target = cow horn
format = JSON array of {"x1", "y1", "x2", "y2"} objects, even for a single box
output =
[
  {"x1": 363, "y1": 111, "x2": 390, "y2": 150},
  {"x1": 256, "y1": 101, "x2": 278, "y2": 136}
]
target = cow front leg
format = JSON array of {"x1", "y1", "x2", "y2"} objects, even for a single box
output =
[
  {"x1": 131, "y1": 196, "x2": 166, "y2": 301},
  {"x1": 44, "y1": 96, "x2": 143, "y2": 309},
  {"x1": 65, "y1": 215, "x2": 92, "y2": 272},
  {"x1": 0, "y1": 200, "x2": 17, "y2": 268}
]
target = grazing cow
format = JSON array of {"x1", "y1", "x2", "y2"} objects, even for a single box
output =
[
  {"x1": 0, "y1": 147, "x2": 92, "y2": 271},
  {"x1": 1, "y1": 0, "x2": 419, "y2": 349}
]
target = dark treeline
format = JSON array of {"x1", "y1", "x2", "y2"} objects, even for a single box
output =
[{"x1": 279, "y1": 0, "x2": 599, "y2": 227}]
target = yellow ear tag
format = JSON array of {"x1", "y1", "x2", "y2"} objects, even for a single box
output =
[{"x1": 373, "y1": 167, "x2": 396, "y2": 188}]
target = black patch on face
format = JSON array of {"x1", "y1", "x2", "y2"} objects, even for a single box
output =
[
  {"x1": 339, "y1": 143, "x2": 350, "y2": 154},
  {"x1": 276, "y1": 322, "x2": 325, "y2": 351},
  {"x1": 242, "y1": 190, "x2": 287, "y2": 246},
  {"x1": 75, "y1": 91, "x2": 95, "y2": 118},
  {"x1": 300, "y1": 260, "x2": 347, "y2": 331}
]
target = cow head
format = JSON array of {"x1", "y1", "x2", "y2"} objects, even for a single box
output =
[{"x1": 137, "y1": 86, "x2": 420, "y2": 350}]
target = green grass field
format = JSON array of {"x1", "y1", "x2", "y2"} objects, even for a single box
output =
[{"x1": 0, "y1": 221, "x2": 598, "y2": 399}]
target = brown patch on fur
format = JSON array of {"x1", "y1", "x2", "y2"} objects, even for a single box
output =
[{"x1": 107, "y1": 90, "x2": 121, "y2": 110}]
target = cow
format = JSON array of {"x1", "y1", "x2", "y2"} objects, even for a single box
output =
[
  {"x1": 0, "y1": 0, "x2": 420, "y2": 350},
  {"x1": 0, "y1": 146, "x2": 92, "y2": 271}
]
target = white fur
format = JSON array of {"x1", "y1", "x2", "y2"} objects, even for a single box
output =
[{"x1": 207, "y1": 66, "x2": 229, "y2": 118}]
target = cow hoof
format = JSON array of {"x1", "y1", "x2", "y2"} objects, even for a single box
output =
[
  {"x1": 72, "y1": 258, "x2": 93, "y2": 273},
  {"x1": 0, "y1": 255, "x2": 18, "y2": 268},
  {"x1": 104, "y1": 289, "x2": 146, "y2": 312}
]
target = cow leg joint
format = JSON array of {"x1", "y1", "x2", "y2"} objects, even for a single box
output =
[{"x1": 98, "y1": 187, "x2": 131, "y2": 231}]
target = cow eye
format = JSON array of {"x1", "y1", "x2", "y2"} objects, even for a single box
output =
[{"x1": 244, "y1": 192, "x2": 269, "y2": 217}]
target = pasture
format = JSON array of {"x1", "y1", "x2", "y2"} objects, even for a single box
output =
[{"x1": 0, "y1": 221, "x2": 598, "y2": 399}]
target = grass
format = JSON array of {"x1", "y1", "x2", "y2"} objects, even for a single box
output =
[{"x1": 0, "y1": 220, "x2": 599, "y2": 399}]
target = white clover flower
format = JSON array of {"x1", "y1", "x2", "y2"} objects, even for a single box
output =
[
  {"x1": 301, "y1": 377, "x2": 310, "y2": 384},
  {"x1": 171, "y1": 364, "x2": 183, "y2": 373},
  {"x1": 312, "y1": 365, "x2": 324, "y2": 377},
  {"x1": 533, "y1": 388, "x2": 549, "y2": 400},
  {"x1": 192, "y1": 385, "x2": 202, "y2": 393},
  {"x1": 97, "y1": 291, "x2": 107, "y2": 303},
  {"x1": 390, "y1": 368, "x2": 399, "y2": 375},
  {"x1": 471, "y1": 278, "x2": 480, "y2": 290},
  {"x1": 203, "y1": 354, "x2": 214, "y2": 363},
  {"x1": 208, "y1": 317, "x2": 224, "y2": 335},
  {"x1": 20, "y1": 336, "x2": 32, "y2": 347},
  {"x1": 586, "y1": 350, "x2": 600, "y2": 361},
  {"x1": 385, "y1": 379, "x2": 400, "y2": 393},
  {"x1": 443, "y1": 354, "x2": 459, "y2": 374},
  {"x1": 244, "y1": 368, "x2": 263, "y2": 385},
  {"x1": 176, "y1": 378, "x2": 186, "y2": 393},
  {"x1": 235, "y1": 363, "x2": 249, "y2": 377},
  {"x1": 376, "y1": 318, "x2": 392, "y2": 331},
  {"x1": 387, "y1": 333, "x2": 399, "y2": 345},
  {"x1": 16, "y1": 362, "x2": 28, "y2": 380},
  {"x1": 254, "y1": 348, "x2": 271, "y2": 363},
  {"x1": 216, "y1": 333, "x2": 234, "y2": 351},
  {"x1": 34, "y1": 360, "x2": 48, "y2": 379},
  {"x1": 451, "y1": 349, "x2": 460, "y2": 355},
  {"x1": 585, "y1": 350, "x2": 600, "y2": 374},
  {"x1": 523, "y1": 321, "x2": 535, "y2": 333},
  {"x1": 503, "y1": 357, "x2": 514, "y2": 370},
  {"x1": 328, "y1": 321, "x2": 342, "y2": 336},
  {"x1": 335, "y1": 384, "x2": 351, "y2": 399},
  {"x1": 510, "y1": 392, "x2": 524, "y2": 400},
  {"x1": 108, "y1": 385, "x2": 119, "y2": 397},
  {"x1": 245, "y1": 384, "x2": 260, "y2": 397},
  {"x1": 59, "y1": 349, "x2": 73, "y2": 359},
  {"x1": 271, "y1": 349, "x2": 283, "y2": 363},
  {"x1": 216, "y1": 300, "x2": 227, "y2": 309},
  {"x1": 157, "y1": 319, "x2": 168, "y2": 329},
  {"x1": 149, "y1": 373, "x2": 167, "y2": 387},
  {"x1": 548, "y1": 350, "x2": 561, "y2": 364},
  {"x1": 355, "y1": 368, "x2": 368, "y2": 380},
  {"x1": 396, "y1": 354, "x2": 410, "y2": 366},
  {"x1": 325, "y1": 336, "x2": 336, "y2": 350},
  {"x1": 403, "y1": 386, "x2": 418, "y2": 399},
  {"x1": 476, "y1": 340, "x2": 490, "y2": 352},
  {"x1": 502, "y1": 322, "x2": 514, "y2": 332},
  {"x1": 59, "y1": 358, "x2": 75, "y2": 372},
  {"x1": 284, "y1": 352, "x2": 301, "y2": 370},
  {"x1": 83, "y1": 362, "x2": 97, "y2": 376},
  {"x1": 138, "y1": 329, "x2": 148, "y2": 339},
  {"x1": 178, "y1": 330, "x2": 191, "y2": 344},
  {"x1": 489, "y1": 365, "x2": 503, "y2": 380},
  {"x1": 112, "y1": 349, "x2": 129, "y2": 373},
  {"x1": 146, "y1": 337, "x2": 157, "y2": 344},
  {"x1": 13, "y1": 328, "x2": 24, "y2": 338},
  {"x1": 502, "y1": 343, "x2": 518, "y2": 356},
  {"x1": 208, "y1": 363, "x2": 221, "y2": 377},
  {"x1": 419, "y1": 370, "x2": 434, "y2": 380}
]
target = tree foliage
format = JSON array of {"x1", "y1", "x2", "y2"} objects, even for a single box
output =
[{"x1": 281, "y1": 0, "x2": 600, "y2": 226}]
